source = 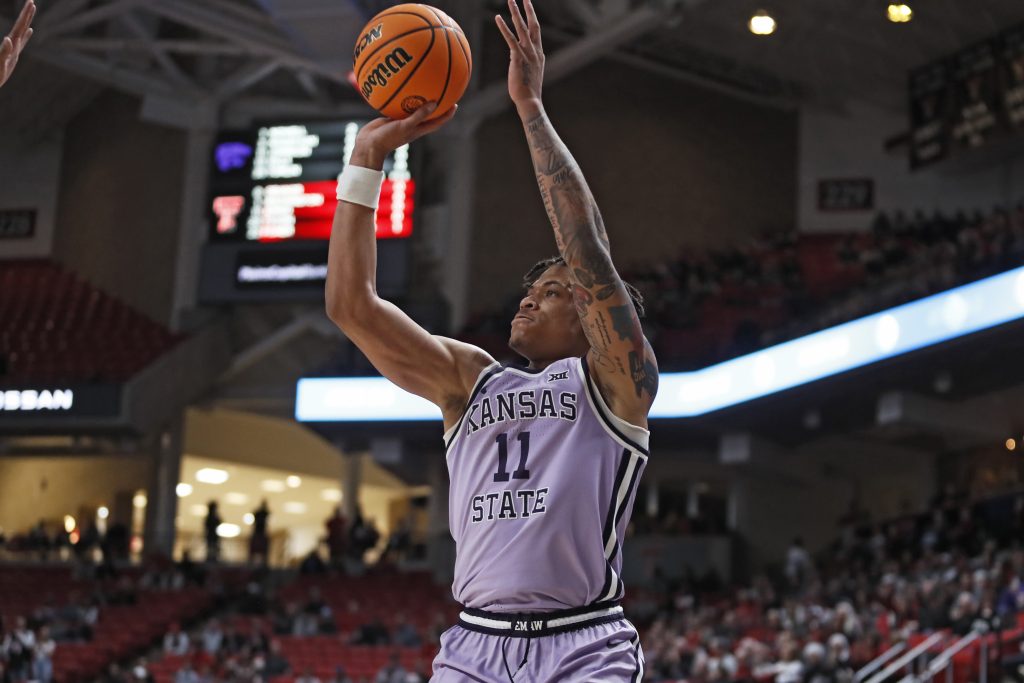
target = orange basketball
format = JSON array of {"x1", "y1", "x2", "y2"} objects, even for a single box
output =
[{"x1": 352, "y1": 4, "x2": 472, "y2": 120}]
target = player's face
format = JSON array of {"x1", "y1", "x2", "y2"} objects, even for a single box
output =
[{"x1": 508, "y1": 263, "x2": 589, "y2": 363}]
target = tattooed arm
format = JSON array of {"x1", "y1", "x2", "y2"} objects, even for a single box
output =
[{"x1": 497, "y1": 0, "x2": 658, "y2": 425}]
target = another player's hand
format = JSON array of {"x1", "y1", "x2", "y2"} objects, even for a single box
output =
[
  {"x1": 0, "y1": 0, "x2": 35, "y2": 89},
  {"x1": 496, "y1": 0, "x2": 544, "y2": 112},
  {"x1": 350, "y1": 102, "x2": 457, "y2": 169}
]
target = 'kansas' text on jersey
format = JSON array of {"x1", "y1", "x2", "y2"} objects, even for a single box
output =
[{"x1": 444, "y1": 356, "x2": 650, "y2": 612}]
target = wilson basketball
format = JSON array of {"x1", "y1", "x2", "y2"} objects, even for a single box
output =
[{"x1": 353, "y1": 4, "x2": 472, "y2": 120}]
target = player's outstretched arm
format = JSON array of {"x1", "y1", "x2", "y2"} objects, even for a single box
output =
[
  {"x1": 326, "y1": 104, "x2": 495, "y2": 425},
  {"x1": 0, "y1": 0, "x2": 35, "y2": 89},
  {"x1": 497, "y1": 0, "x2": 658, "y2": 426}
]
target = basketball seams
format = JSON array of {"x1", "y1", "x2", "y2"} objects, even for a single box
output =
[
  {"x1": 423, "y1": 5, "x2": 454, "y2": 107},
  {"x1": 378, "y1": 24, "x2": 437, "y2": 112},
  {"x1": 354, "y1": 25, "x2": 434, "y2": 82}
]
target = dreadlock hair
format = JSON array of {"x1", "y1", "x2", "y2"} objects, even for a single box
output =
[{"x1": 521, "y1": 256, "x2": 646, "y2": 318}]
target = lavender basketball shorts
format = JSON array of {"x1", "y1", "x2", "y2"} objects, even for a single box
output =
[{"x1": 431, "y1": 603, "x2": 644, "y2": 682}]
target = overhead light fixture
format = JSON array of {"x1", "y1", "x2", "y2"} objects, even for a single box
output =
[
  {"x1": 224, "y1": 492, "x2": 249, "y2": 505},
  {"x1": 216, "y1": 523, "x2": 241, "y2": 538},
  {"x1": 133, "y1": 493, "x2": 147, "y2": 509},
  {"x1": 286, "y1": 475, "x2": 302, "y2": 488},
  {"x1": 64, "y1": 515, "x2": 76, "y2": 533},
  {"x1": 176, "y1": 483, "x2": 193, "y2": 497},
  {"x1": 749, "y1": 10, "x2": 776, "y2": 35},
  {"x1": 1008, "y1": 438, "x2": 1018, "y2": 452},
  {"x1": 196, "y1": 467, "x2": 229, "y2": 485},
  {"x1": 321, "y1": 489, "x2": 343, "y2": 503},
  {"x1": 97, "y1": 506, "x2": 109, "y2": 520},
  {"x1": 887, "y1": 4, "x2": 912, "y2": 23},
  {"x1": 261, "y1": 479, "x2": 286, "y2": 493},
  {"x1": 243, "y1": 513, "x2": 255, "y2": 525},
  {"x1": 283, "y1": 502, "x2": 308, "y2": 514}
]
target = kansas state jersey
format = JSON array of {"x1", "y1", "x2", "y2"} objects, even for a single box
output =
[{"x1": 444, "y1": 356, "x2": 650, "y2": 612}]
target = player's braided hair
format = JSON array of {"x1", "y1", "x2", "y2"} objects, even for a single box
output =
[{"x1": 522, "y1": 256, "x2": 646, "y2": 318}]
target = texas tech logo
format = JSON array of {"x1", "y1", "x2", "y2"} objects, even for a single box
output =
[
  {"x1": 361, "y1": 47, "x2": 414, "y2": 99},
  {"x1": 353, "y1": 23, "x2": 383, "y2": 62}
]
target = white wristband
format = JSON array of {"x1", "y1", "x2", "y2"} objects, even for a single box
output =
[{"x1": 337, "y1": 165, "x2": 385, "y2": 209}]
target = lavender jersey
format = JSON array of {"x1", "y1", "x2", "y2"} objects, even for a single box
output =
[{"x1": 443, "y1": 356, "x2": 650, "y2": 612}]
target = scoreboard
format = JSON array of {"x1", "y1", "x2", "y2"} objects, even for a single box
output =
[
  {"x1": 198, "y1": 120, "x2": 416, "y2": 303},
  {"x1": 910, "y1": 22, "x2": 1024, "y2": 169},
  {"x1": 208, "y1": 121, "x2": 415, "y2": 242}
]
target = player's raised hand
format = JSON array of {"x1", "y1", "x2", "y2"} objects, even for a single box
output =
[
  {"x1": 351, "y1": 102, "x2": 458, "y2": 168},
  {"x1": 0, "y1": 0, "x2": 35, "y2": 89},
  {"x1": 496, "y1": 0, "x2": 544, "y2": 109}
]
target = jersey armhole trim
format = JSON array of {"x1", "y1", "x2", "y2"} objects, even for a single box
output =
[
  {"x1": 577, "y1": 356, "x2": 651, "y2": 457},
  {"x1": 443, "y1": 362, "x2": 503, "y2": 452}
]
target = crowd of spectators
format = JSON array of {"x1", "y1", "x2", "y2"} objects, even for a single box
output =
[
  {"x1": 458, "y1": 203, "x2": 1024, "y2": 370},
  {"x1": 634, "y1": 488, "x2": 1024, "y2": 683}
]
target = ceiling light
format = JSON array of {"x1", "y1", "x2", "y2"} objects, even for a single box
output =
[
  {"x1": 224, "y1": 492, "x2": 249, "y2": 505},
  {"x1": 64, "y1": 515, "x2": 76, "y2": 533},
  {"x1": 748, "y1": 10, "x2": 776, "y2": 35},
  {"x1": 97, "y1": 506, "x2": 109, "y2": 520},
  {"x1": 196, "y1": 467, "x2": 229, "y2": 485},
  {"x1": 243, "y1": 513, "x2": 255, "y2": 525},
  {"x1": 1008, "y1": 438, "x2": 1018, "y2": 452},
  {"x1": 887, "y1": 4, "x2": 912, "y2": 23},
  {"x1": 286, "y1": 475, "x2": 302, "y2": 488},
  {"x1": 283, "y1": 502, "x2": 307, "y2": 514},
  {"x1": 321, "y1": 489, "x2": 343, "y2": 503},
  {"x1": 133, "y1": 493, "x2": 147, "y2": 508},
  {"x1": 216, "y1": 523, "x2": 241, "y2": 538},
  {"x1": 176, "y1": 483, "x2": 193, "y2": 497},
  {"x1": 261, "y1": 479, "x2": 286, "y2": 493}
]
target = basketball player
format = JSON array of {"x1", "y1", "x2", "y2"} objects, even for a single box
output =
[
  {"x1": 0, "y1": 0, "x2": 34, "y2": 89},
  {"x1": 327, "y1": 0, "x2": 656, "y2": 678}
]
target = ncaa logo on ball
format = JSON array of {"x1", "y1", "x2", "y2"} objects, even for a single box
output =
[
  {"x1": 361, "y1": 47, "x2": 414, "y2": 99},
  {"x1": 353, "y1": 23, "x2": 383, "y2": 62},
  {"x1": 402, "y1": 96, "x2": 427, "y2": 114}
]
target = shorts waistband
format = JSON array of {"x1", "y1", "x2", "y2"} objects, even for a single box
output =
[{"x1": 457, "y1": 601, "x2": 624, "y2": 637}]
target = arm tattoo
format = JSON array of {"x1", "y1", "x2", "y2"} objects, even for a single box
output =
[{"x1": 523, "y1": 111, "x2": 657, "y2": 401}]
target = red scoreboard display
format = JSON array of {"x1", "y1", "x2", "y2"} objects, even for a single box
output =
[
  {"x1": 209, "y1": 121, "x2": 415, "y2": 242},
  {"x1": 198, "y1": 120, "x2": 415, "y2": 303}
]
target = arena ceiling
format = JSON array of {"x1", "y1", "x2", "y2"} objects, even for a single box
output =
[{"x1": 2, "y1": 0, "x2": 1024, "y2": 137}]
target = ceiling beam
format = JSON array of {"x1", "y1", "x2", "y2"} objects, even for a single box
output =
[
  {"x1": 459, "y1": 1, "x2": 681, "y2": 127},
  {"x1": 117, "y1": 12, "x2": 199, "y2": 92},
  {"x1": 48, "y1": 38, "x2": 251, "y2": 56},
  {"x1": 40, "y1": 0, "x2": 147, "y2": 39}
]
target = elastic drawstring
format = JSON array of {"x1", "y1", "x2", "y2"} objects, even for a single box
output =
[{"x1": 501, "y1": 635, "x2": 533, "y2": 682}]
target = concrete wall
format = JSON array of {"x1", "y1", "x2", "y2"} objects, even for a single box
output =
[
  {"x1": 52, "y1": 91, "x2": 187, "y2": 327},
  {"x1": 468, "y1": 58, "x2": 798, "y2": 314},
  {"x1": 0, "y1": 454, "x2": 152, "y2": 535},
  {"x1": 0, "y1": 133, "x2": 64, "y2": 259},
  {"x1": 798, "y1": 100, "x2": 1024, "y2": 233}
]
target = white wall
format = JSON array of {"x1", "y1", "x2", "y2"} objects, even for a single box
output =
[
  {"x1": 798, "y1": 100, "x2": 1024, "y2": 233},
  {"x1": 0, "y1": 133, "x2": 64, "y2": 258}
]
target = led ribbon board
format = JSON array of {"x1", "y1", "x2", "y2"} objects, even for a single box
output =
[{"x1": 296, "y1": 266, "x2": 1024, "y2": 422}]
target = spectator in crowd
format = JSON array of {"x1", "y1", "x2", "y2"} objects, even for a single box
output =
[
  {"x1": 204, "y1": 502, "x2": 222, "y2": 563},
  {"x1": 295, "y1": 667, "x2": 321, "y2": 683},
  {"x1": 264, "y1": 639, "x2": 291, "y2": 676},
  {"x1": 201, "y1": 619, "x2": 224, "y2": 655},
  {"x1": 163, "y1": 621, "x2": 190, "y2": 656},
  {"x1": 391, "y1": 615, "x2": 420, "y2": 648},
  {"x1": 350, "y1": 617, "x2": 389, "y2": 646},
  {"x1": 326, "y1": 507, "x2": 348, "y2": 568},
  {"x1": 173, "y1": 661, "x2": 201, "y2": 683},
  {"x1": 374, "y1": 653, "x2": 408, "y2": 683},
  {"x1": 249, "y1": 500, "x2": 270, "y2": 565}
]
